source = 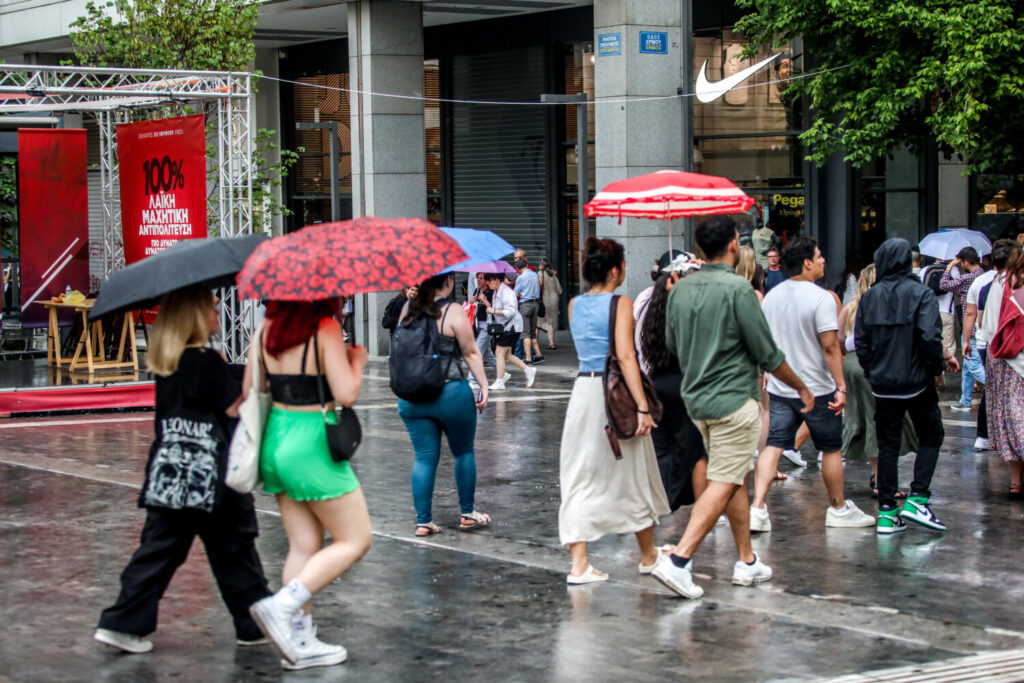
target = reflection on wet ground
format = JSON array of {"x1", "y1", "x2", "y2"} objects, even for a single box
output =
[{"x1": 1, "y1": 355, "x2": 1023, "y2": 680}]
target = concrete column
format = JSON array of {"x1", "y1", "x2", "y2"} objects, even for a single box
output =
[
  {"x1": 594, "y1": 0, "x2": 684, "y2": 297},
  {"x1": 347, "y1": 0, "x2": 426, "y2": 356},
  {"x1": 938, "y1": 157, "x2": 969, "y2": 228},
  {"x1": 254, "y1": 48, "x2": 283, "y2": 236}
]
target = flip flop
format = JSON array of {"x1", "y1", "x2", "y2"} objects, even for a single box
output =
[
  {"x1": 547, "y1": 345, "x2": 557, "y2": 350},
  {"x1": 773, "y1": 471, "x2": 788, "y2": 481},
  {"x1": 567, "y1": 564, "x2": 608, "y2": 585},
  {"x1": 415, "y1": 522, "x2": 441, "y2": 537}
]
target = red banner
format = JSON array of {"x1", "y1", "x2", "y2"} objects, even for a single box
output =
[
  {"x1": 117, "y1": 115, "x2": 207, "y2": 265},
  {"x1": 17, "y1": 129, "x2": 89, "y2": 326}
]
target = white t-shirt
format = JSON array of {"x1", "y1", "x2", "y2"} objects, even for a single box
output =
[
  {"x1": 920, "y1": 264, "x2": 955, "y2": 314},
  {"x1": 966, "y1": 269, "x2": 997, "y2": 345},
  {"x1": 763, "y1": 279, "x2": 839, "y2": 398}
]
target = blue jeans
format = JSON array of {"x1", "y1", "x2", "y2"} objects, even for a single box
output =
[
  {"x1": 960, "y1": 340, "x2": 986, "y2": 406},
  {"x1": 475, "y1": 323, "x2": 495, "y2": 366},
  {"x1": 397, "y1": 380, "x2": 478, "y2": 524}
]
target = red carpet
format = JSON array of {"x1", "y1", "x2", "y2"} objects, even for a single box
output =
[{"x1": 0, "y1": 382, "x2": 155, "y2": 416}]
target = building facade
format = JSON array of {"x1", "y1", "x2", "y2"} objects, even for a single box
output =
[{"x1": 2, "y1": 0, "x2": 1006, "y2": 355}]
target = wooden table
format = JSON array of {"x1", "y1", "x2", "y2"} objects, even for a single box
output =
[{"x1": 37, "y1": 300, "x2": 139, "y2": 374}]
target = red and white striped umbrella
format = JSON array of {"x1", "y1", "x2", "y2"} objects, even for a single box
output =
[{"x1": 584, "y1": 170, "x2": 754, "y2": 221}]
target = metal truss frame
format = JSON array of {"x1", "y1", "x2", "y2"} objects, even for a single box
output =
[{"x1": 0, "y1": 64, "x2": 256, "y2": 362}]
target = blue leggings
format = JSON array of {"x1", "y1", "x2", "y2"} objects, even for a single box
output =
[{"x1": 398, "y1": 380, "x2": 478, "y2": 524}]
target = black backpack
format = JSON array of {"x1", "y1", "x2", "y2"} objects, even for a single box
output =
[
  {"x1": 388, "y1": 306, "x2": 453, "y2": 402},
  {"x1": 922, "y1": 265, "x2": 945, "y2": 296}
]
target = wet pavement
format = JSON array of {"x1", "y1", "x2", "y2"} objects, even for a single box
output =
[{"x1": 2, "y1": 342, "x2": 1024, "y2": 681}]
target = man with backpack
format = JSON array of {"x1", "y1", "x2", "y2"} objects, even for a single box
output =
[
  {"x1": 940, "y1": 247, "x2": 986, "y2": 411},
  {"x1": 919, "y1": 257, "x2": 957, "y2": 358}
]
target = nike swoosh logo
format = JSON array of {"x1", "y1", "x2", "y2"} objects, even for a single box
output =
[{"x1": 695, "y1": 53, "x2": 781, "y2": 103}]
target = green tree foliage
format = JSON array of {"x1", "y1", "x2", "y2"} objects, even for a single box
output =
[
  {"x1": 68, "y1": 0, "x2": 300, "y2": 223},
  {"x1": 736, "y1": 0, "x2": 1024, "y2": 172},
  {"x1": 0, "y1": 156, "x2": 17, "y2": 256},
  {"x1": 69, "y1": 0, "x2": 257, "y2": 71}
]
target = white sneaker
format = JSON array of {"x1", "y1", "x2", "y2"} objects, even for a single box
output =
[
  {"x1": 525, "y1": 365, "x2": 537, "y2": 388},
  {"x1": 94, "y1": 628, "x2": 153, "y2": 654},
  {"x1": 503, "y1": 372, "x2": 511, "y2": 382},
  {"x1": 782, "y1": 449, "x2": 807, "y2": 467},
  {"x1": 825, "y1": 500, "x2": 875, "y2": 528},
  {"x1": 732, "y1": 552, "x2": 773, "y2": 586},
  {"x1": 749, "y1": 504, "x2": 772, "y2": 532},
  {"x1": 249, "y1": 596, "x2": 301, "y2": 664},
  {"x1": 468, "y1": 377, "x2": 480, "y2": 390},
  {"x1": 816, "y1": 451, "x2": 824, "y2": 464},
  {"x1": 651, "y1": 555, "x2": 704, "y2": 599},
  {"x1": 974, "y1": 437, "x2": 990, "y2": 451},
  {"x1": 488, "y1": 379, "x2": 506, "y2": 390},
  {"x1": 282, "y1": 622, "x2": 347, "y2": 670}
]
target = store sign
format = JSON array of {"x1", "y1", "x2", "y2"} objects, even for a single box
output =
[
  {"x1": 695, "y1": 53, "x2": 781, "y2": 104},
  {"x1": 639, "y1": 31, "x2": 668, "y2": 54},
  {"x1": 117, "y1": 114, "x2": 207, "y2": 265},
  {"x1": 598, "y1": 33, "x2": 622, "y2": 57},
  {"x1": 17, "y1": 129, "x2": 89, "y2": 325}
]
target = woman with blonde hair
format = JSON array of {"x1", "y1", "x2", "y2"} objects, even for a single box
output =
[
  {"x1": 96, "y1": 285, "x2": 272, "y2": 655},
  {"x1": 838, "y1": 264, "x2": 917, "y2": 497},
  {"x1": 246, "y1": 298, "x2": 371, "y2": 670}
]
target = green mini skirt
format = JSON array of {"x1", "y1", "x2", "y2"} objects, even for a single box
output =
[{"x1": 260, "y1": 407, "x2": 360, "y2": 501}]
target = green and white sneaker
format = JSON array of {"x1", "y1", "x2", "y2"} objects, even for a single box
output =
[
  {"x1": 876, "y1": 509, "x2": 906, "y2": 535},
  {"x1": 901, "y1": 497, "x2": 946, "y2": 532}
]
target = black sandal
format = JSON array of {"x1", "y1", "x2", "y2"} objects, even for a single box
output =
[{"x1": 871, "y1": 475, "x2": 908, "y2": 499}]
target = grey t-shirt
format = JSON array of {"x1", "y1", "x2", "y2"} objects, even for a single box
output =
[{"x1": 763, "y1": 279, "x2": 838, "y2": 398}]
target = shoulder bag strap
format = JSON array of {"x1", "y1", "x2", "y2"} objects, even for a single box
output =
[
  {"x1": 607, "y1": 294, "x2": 620, "y2": 358},
  {"x1": 313, "y1": 331, "x2": 330, "y2": 422}
]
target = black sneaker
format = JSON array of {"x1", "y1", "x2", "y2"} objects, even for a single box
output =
[{"x1": 532, "y1": 355, "x2": 546, "y2": 364}]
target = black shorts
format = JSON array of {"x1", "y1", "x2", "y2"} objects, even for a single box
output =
[
  {"x1": 494, "y1": 329, "x2": 519, "y2": 348},
  {"x1": 766, "y1": 393, "x2": 842, "y2": 453}
]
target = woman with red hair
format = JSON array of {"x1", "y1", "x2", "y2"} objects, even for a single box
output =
[{"x1": 244, "y1": 299, "x2": 371, "y2": 671}]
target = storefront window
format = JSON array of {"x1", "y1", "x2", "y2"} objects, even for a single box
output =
[
  {"x1": 425, "y1": 60, "x2": 442, "y2": 224},
  {"x1": 693, "y1": 31, "x2": 805, "y2": 247},
  {"x1": 853, "y1": 151, "x2": 923, "y2": 267},
  {"x1": 973, "y1": 170, "x2": 1024, "y2": 240},
  {"x1": 290, "y1": 73, "x2": 353, "y2": 226}
]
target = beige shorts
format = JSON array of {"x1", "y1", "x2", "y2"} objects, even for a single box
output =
[
  {"x1": 690, "y1": 398, "x2": 761, "y2": 485},
  {"x1": 940, "y1": 312, "x2": 956, "y2": 356}
]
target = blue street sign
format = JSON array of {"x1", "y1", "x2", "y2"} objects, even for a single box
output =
[
  {"x1": 639, "y1": 31, "x2": 668, "y2": 54},
  {"x1": 598, "y1": 33, "x2": 622, "y2": 57}
]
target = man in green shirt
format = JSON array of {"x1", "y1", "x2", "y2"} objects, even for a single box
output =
[{"x1": 652, "y1": 215, "x2": 813, "y2": 599}]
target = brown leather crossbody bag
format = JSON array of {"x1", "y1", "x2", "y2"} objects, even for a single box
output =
[{"x1": 603, "y1": 294, "x2": 662, "y2": 459}]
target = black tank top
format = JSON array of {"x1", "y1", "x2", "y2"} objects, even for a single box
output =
[{"x1": 265, "y1": 332, "x2": 334, "y2": 405}]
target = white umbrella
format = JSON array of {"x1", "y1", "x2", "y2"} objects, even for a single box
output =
[
  {"x1": 919, "y1": 230, "x2": 981, "y2": 260},
  {"x1": 952, "y1": 228, "x2": 992, "y2": 256}
]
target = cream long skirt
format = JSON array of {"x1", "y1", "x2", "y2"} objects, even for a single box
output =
[{"x1": 558, "y1": 376, "x2": 671, "y2": 545}]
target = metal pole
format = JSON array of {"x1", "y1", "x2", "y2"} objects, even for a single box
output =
[
  {"x1": 328, "y1": 121, "x2": 340, "y2": 222},
  {"x1": 681, "y1": 0, "x2": 695, "y2": 250}
]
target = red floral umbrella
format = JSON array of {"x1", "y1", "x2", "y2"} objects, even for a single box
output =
[
  {"x1": 585, "y1": 170, "x2": 754, "y2": 252},
  {"x1": 236, "y1": 216, "x2": 468, "y2": 301}
]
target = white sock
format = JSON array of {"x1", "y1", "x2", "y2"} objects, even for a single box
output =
[
  {"x1": 834, "y1": 501, "x2": 849, "y2": 512},
  {"x1": 274, "y1": 579, "x2": 311, "y2": 612}
]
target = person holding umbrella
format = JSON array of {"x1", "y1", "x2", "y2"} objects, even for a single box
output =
[
  {"x1": 236, "y1": 216, "x2": 469, "y2": 670},
  {"x1": 94, "y1": 284, "x2": 273, "y2": 655}
]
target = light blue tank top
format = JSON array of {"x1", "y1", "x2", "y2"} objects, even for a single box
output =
[{"x1": 570, "y1": 293, "x2": 613, "y2": 373}]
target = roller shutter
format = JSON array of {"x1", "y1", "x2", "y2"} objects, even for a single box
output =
[{"x1": 450, "y1": 46, "x2": 550, "y2": 259}]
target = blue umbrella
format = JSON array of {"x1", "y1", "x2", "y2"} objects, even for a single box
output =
[{"x1": 438, "y1": 227, "x2": 515, "y2": 274}]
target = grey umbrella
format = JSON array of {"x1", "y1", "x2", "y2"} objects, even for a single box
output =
[{"x1": 89, "y1": 234, "x2": 268, "y2": 320}]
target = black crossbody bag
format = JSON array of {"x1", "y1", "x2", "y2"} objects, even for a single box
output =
[{"x1": 314, "y1": 333, "x2": 362, "y2": 462}]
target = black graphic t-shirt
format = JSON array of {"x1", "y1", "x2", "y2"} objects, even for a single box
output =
[
  {"x1": 139, "y1": 347, "x2": 241, "y2": 510},
  {"x1": 154, "y1": 347, "x2": 240, "y2": 428}
]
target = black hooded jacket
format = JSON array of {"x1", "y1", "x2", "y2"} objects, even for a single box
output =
[{"x1": 855, "y1": 238, "x2": 944, "y2": 395}]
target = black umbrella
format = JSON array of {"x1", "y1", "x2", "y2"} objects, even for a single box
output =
[{"x1": 89, "y1": 234, "x2": 269, "y2": 320}]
